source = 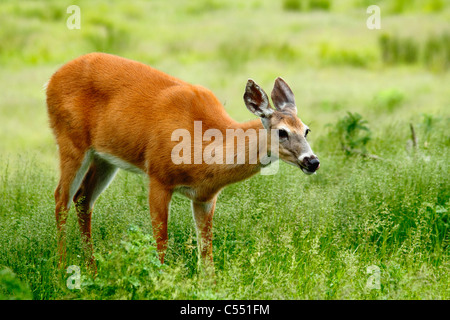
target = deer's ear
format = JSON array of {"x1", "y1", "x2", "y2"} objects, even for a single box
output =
[
  {"x1": 244, "y1": 79, "x2": 273, "y2": 118},
  {"x1": 271, "y1": 77, "x2": 297, "y2": 113}
]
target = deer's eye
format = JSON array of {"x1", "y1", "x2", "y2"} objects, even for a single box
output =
[
  {"x1": 305, "y1": 128, "x2": 310, "y2": 138},
  {"x1": 278, "y1": 129, "x2": 289, "y2": 140}
]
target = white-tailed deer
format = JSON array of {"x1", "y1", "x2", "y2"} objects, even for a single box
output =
[{"x1": 46, "y1": 53, "x2": 319, "y2": 269}]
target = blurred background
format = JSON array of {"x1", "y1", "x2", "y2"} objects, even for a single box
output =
[{"x1": 0, "y1": 0, "x2": 449, "y2": 166}]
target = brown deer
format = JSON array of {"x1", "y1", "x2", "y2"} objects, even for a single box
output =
[{"x1": 46, "y1": 53, "x2": 319, "y2": 269}]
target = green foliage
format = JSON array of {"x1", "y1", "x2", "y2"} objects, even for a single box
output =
[
  {"x1": 308, "y1": 0, "x2": 331, "y2": 10},
  {"x1": 379, "y1": 34, "x2": 419, "y2": 65},
  {"x1": 423, "y1": 33, "x2": 450, "y2": 72},
  {"x1": 81, "y1": 226, "x2": 164, "y2": 299},
  {"x1": 319, "y1": 43, "x2": 375, "y2": 68},
  {"x1": 79, "y1": 226, "x2": 217, "y2": 299},
  {"x1": 0, "y1": 267, "x2": 33, "y2": 300},
  {"x1": 423, "y1": 0, "x2": 445, "y2": 12},
  {"x1": 218, "y1": 39, "x2": 300, "y2": 71},
  {"x1": 1, "y1": 133, "x2": 449, "y2": 299},
  {"x1": 388, "y1": 0, "x2": 410, "y2": 14},
  {"x1": 372, "y1": 88, "x2": 404, "y2": 112},
  {"x1": 83, "y1": 17, "x2": 132, "y2": 54},
  {"x1": 333, "y1": 112, "x2": 372, "y2": 155},
  {"x1": 282, "y1": 0, "x2": 303, "y2": 11},
  {"x1": 185, "y1": 0, "x2": 229, "y2": 15},
  {"x1": 361, "y1": 0, "x2": 448, "y2": 14},
  {"x1": 282, "y1": 0, "x2": 330, "y2": 11},
  {"x1": 416, "y1": 113, "x2": 450, "y2": 149},
  {"x1": 379, "y1": 32, "x2": 450, "y2": 72}
]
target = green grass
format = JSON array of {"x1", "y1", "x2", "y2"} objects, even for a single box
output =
[
  {"x1": 0, "y1": 0, "x2": 449, "y2": 300},
  {"x1": 1, "y1": 131, "x2": 448, "y2": 299}
]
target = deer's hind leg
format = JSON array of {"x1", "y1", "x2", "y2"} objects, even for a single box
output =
[
  {"x1": 73, "y1": 155, "x2": 118, "y2": 269},
  {"x1": 55, "y1": 148, "x2": 94, "y2": 267}
]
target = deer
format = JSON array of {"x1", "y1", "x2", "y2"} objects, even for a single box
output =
[{"x1": 46, "y1": 52, "x2": 320, "y2": 271}]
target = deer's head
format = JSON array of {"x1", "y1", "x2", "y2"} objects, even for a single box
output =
[{"x1": 244, "y1": 77, "x2": 320, "y2": 175}]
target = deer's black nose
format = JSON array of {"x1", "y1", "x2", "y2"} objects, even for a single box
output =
[{"x1": 303, "y1": 155, "x2": 320, "y2": 172}]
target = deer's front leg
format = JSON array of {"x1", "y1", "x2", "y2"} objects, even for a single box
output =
[
  {"x1": 192, "y1": 197, "x2": 217, "y2": 268},
  {"x1": 149, "y1": 179, "x2": 173, "y2": 264}
]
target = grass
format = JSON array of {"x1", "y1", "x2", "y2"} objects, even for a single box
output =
[
  {"x1": 379, "y1": 32, "x2": 450, "y2": 71},
  {"x1": 1, "y1": 115, "x2": 448, "y2": 299},
  {"x1": 0, "y1": 0, "x2": 449, "y2": 300}
]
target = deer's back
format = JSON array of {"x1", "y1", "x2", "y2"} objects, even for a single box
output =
[{"x1": 46, "y1": 53, "x2": 236, "y2": 184}]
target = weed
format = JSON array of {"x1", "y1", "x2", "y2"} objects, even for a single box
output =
[
  {"x1": 0, "y1": 267, "x2": 33, "y2": 300},
  {"x1": 80, "y1": 226, "x2": 165, "y2": 299},
  {"x1": 333, "y1": 112, "x2": 372, "y2": 156}
]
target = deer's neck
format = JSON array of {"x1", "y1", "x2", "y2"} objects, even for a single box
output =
[
  {"x1": 215, "y1": 119, "x2": 274, "y2": 182},
  {"x1": 234, "y1": 119, "x2": 271, "y2": 163}
]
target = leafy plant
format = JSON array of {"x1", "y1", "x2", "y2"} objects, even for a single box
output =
[
  {"x1": 0, "y1": 267, "x2": 32, "y2": 300},
  {"x1": 334, "y1": 112, "x2": 373, "y2": 157},
  {"x1": 78, "y1": 225, "x2": 218, "y2": 300},
  {"x1": 81, "y1": 225, "x2": 165, "y2": 299}
]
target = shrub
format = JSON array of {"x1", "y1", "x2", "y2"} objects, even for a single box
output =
[
  {"x1": 0, "y1": 267, "x2": 32, "y2": 300},
  {"x1": 80, "y1": 225, "x2": 165, "y2": 299},
  {"x1": 79, "y1": 226, "x2": 217, "y2": 299},
  {"x1": 334, "y1": 112, "x2": 372, "y2": 156}
]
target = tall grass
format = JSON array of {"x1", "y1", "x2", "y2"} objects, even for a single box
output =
[
  {"x1": 379, "y1": 32, "x2": 450, "y2": 72},
  {"x1": 0, "y1": 114, "x2": 448, "y2": 299}
]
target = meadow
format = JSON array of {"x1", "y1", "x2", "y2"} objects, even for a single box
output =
[{"x1": 0, "y1": 0, "x2": 448, "y2": 300}]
